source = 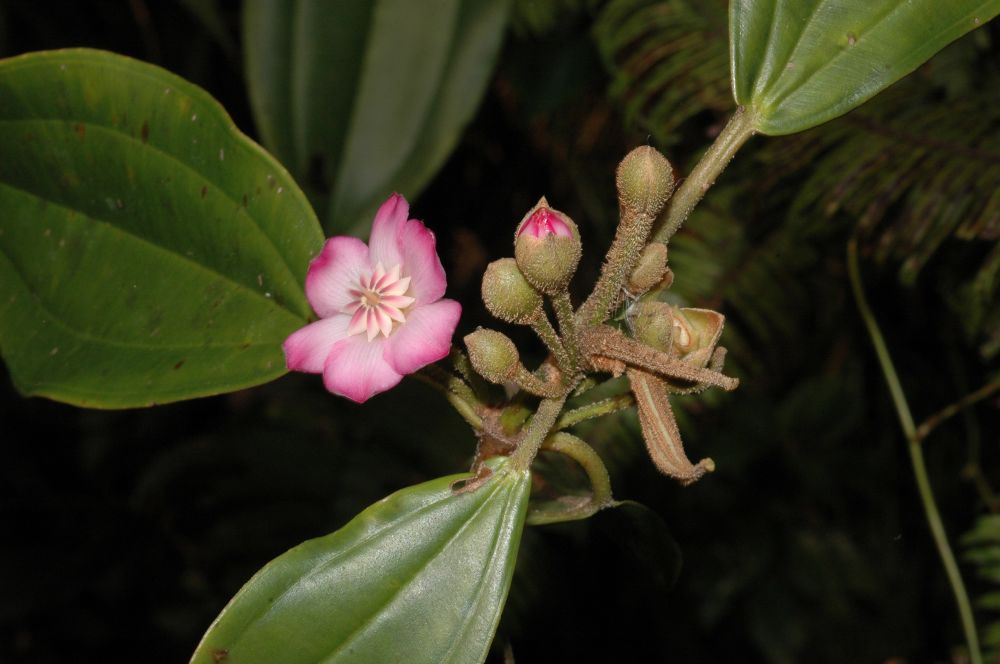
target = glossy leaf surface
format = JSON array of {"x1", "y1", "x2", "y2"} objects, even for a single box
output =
[
  {"x1": 731, "y1": 0, "x2": 1000, "y2": 134},
  {"x1": 191, "y1": 459, "x2": 530, "y2": 664},
  {"x1": 0, "y1": 49, "x2": 324, "y2": 407},
  {"x1": 243, "y1": 0, "x2": 510, "y2": 234}
]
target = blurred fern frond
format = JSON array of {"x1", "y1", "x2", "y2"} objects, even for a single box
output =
[
  {"x1": 666, "y1": 188, "x2": 840, "y2": 380},
  {"x1": 512, "y1": 0, "x2": 600, "y2": 37},
  {"x1": 595, "y1": 1, "x2": 1000, "y2": 355},
  {"x1": 755, "y1": 79, "x2": 1000, "y2": 355},
  {"x1": 594, "y1": 0, "x2": 730, "y2": 144},
  {"x1": 962, "y1": 514, "x2": 1000, "y2": 660}
]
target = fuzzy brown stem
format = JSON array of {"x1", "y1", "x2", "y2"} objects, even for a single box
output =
[
  {"x1": 629, "y1": 368, "x2": 714, "y2": 485},
  {"x1": 510, "y1": 395, "x2": 569, "y2": 471},
  {"x1": 582, "y1": 326, "x2": 738, "y2": 391},
  {"x1": 578, "y1": 208, "x2": 656, "y2": 326}
]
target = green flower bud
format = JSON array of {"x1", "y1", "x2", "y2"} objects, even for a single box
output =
[
  {"x1": 630, "y1": 301, "x2": 674, "y2": 352},
  {"x1": 626, "y1": 242, "x2": 669, "y2": 294},
  {"x1": 616, "y1": 146, "x2": 674, "y2": 217},
  {"x1": 481, "y1": 258, "x2": 542, "y2": 324},
  {"x1": 513, "y1": 198, "x2": 582, "y2": 293},
  {"x1": 464, "y1": 328, "x2": 519, "y2": 384}
]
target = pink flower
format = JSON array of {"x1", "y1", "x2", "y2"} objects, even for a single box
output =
[{"x1": 283, "y1": 194, "x2": 461, "y2": 403}]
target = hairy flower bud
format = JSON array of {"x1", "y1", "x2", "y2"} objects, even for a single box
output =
[
  {"x1": 626, "y1": 242, "x2": 670, "y2": 294},
  {"x1": 513, "y1": 198, "x2": 582, "y2": 293},
  {"x1": 464, "y1": 328, "x2": 519, "y2": 384},
  {"x1": 616, "y1": 146, "x2": 674, "y2": 217},
  {"x1": 481, "y1": 258, "x2": 542, "y2": 324},
  {"x1": 630, "y1": 301, "x2": 674, "y2": 352}
]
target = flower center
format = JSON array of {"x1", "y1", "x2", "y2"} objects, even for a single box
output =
[{"x1": 343, "y1": 262, "x2": 415, "y2": 341}]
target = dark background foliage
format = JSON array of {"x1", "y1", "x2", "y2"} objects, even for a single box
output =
[{"x1": 1, "y1": 1, "x2": 998, "y2": 662}]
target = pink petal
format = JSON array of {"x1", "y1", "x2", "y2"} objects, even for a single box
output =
[
  {"x1": 398, "y1": 219, "x2": 447, "y2": 305},
  {"x1": 283, "y1": 316, "x2": 351, "y2": 373},
  {"x1": 323, "y1": 336, "x2": 403, "y2": 403},
  {"x1": 368, "y1": 194, "x2": 408, "y2": 269},
  {"x1": 384, "y1": 299, "x2": 461, "y2": 375},
  {"x1": 305, "y1": 236, "x2": 371, "y2": 317}
]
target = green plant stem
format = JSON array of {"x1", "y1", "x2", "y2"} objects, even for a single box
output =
[
  {"x1": 847, "y1": 238, "x2": 981, "y2": 664},
  {"x1": 916, "y1": 376, "x2": 1000, "y2": 442},
  {"x1": 653, "y1": 106, "x2": 756, "y2": 244},
  {"x1": 572, "y1": 376, "x2": 599, "y2": 397},
  {"x1": 551, "y1": 291, "x2": 581, "y2": 373},
  {"x1": 510, "y1": 395, "x2": 567, "y2": 471},
  {"x1": 413, "y1": 367, "x2": 483, "y2": 431},
  {"x1": 526, "y1": 432, "x2": 614, "y2": 525},
  {"x1": 556, "y1": 394, "x2": 635, "y2": 430},
  {"x1": 531, "y1": 313, "x2": 571, "y2": 372}
]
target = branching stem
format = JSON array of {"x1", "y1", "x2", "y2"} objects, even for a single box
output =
[
  {"x1": 531, "y1": 313, "x2": 571, "y2": 373},
  {"x1": 551, "y1": 291, "x2": 581, "y2": 373},
  {"x1": 916, "y1": 376, "x2": 1000, "y2": 442},
  {"x1": 526, "y1": 432, "x2": 615, "y2": 525},
  {"x1": 556, "y1": 394, "x2": 636, "y2": 430},
  {"x1": 847, "y1": 238, "x2": 980, "y2": 664}
]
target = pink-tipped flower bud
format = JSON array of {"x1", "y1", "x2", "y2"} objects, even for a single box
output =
[
  {"x1": 464, "y1": 328, "x2": 520, "y2": 384},
  {"x1": 616, "y1": 146, "x2": 674, "y2": 217},
  {"x1": 513, "y1": 198, "x2": 582, "y2": 293},
  {"x1": 481, "y1": 258, "x2": 543, "y2": 324}
]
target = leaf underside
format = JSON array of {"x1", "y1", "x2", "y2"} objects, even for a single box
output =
[
  {"x1": 243, "y1": 0, "x2": 510, "y2": 235},
  {"x1": 730, "y1": 0, "x2": 1000, "y2": 134}
]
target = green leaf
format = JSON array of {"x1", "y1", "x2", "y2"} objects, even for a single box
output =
[
  {"x1": 0, "y1": 49, "x2": 324, "y2": 408},
  {"x1": 243, "y1": 0, "x2": 510, "y2": 234},
  {"x1": 191, "y1": 458, "x2": 531, "y2": 664},
  {"x1": 730, "y1": 0, "x2": 1000, "y2": 134}
]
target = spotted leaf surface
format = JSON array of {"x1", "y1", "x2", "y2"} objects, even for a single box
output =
[{"x1": 0, "y1": 49, "x2": 324, "y2": 407}]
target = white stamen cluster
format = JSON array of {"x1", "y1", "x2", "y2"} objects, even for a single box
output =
[{"x1": 343, "y1": 262, "x2": 415, "y2": 341}]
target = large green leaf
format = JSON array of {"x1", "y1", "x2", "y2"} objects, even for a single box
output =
[
  {"x1": 0, "y1": 49, "x2": 324, "y2": 408},
  {"x1": 191, "y1": 458, "x2": 531, "y2": 664},
  {"x1": 244, "y1": 0, "x2": 510, "y2": 234},
  {"x1": 731, "y1": 0, "x2": 1000, "y2": 135}
]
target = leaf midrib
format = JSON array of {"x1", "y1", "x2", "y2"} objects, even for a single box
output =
[
  {"x1": 226, "y1": 473, "x2": 507, "y2": 653},
  {"x1": 320, "y1": 477, "x2": 509, "y2": 661},
  {"x1": 438, "y1": 473, "x2": 525, "y2": 663}
]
